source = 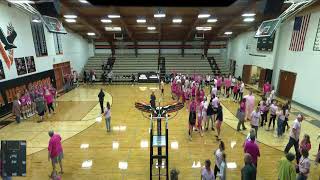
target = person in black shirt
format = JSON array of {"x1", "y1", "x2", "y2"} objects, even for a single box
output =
[
  {"x1": 98, "y1": 89, "x2": 105, "y2": 114},
  {"x1": 150, "y1": 91, "x2": 156, "y2": 109},
  {"x1": 83, "y1": 71, "x2": 87, "y2": 83},
  {"x1": 131, "y1": 74, "x2": 135, "y2": 85},
  {"x1": 215, "y1": 102, "x2": 223, "y2": 140}
]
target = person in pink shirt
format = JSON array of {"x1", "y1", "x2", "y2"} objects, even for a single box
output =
[
  {"x1": 199, "y1": 87, "x2": 205, "y2": 103},
  {"x1": 299, "y1": 134, "x2": 311, "y2": 153},
  {"x1": 232, "y1": 83, "x2": 239, "y2": 102},
  {"x1": 48, "y1": 130, "x2": 63, "y2": 174},
  {"x1": 224, "y1": 77, "x2": 231, "y2": 98},
  {"x1": 171, "y1": 79, "x2": 177, "y2": 100},
  {"x1": 44, "y1": 89, "x2": 55, "y2": 114},
  {"x1": 216, "y1": 76, "x2": 222, "y2": 95},
  {"x1": 244, "y1": 133, "x2": 260, "y2": 167},
  {"x1": 263, "y1": 81, "x2": 271, "y2": 98},
  {"x1": 244, "y1": 91, "x2": 255, "y2": 121},
  {"x1": 188, "y1": 97, "x2": 197, "y2": 140}
]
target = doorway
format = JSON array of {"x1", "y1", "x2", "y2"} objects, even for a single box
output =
[
  {"x1": 278, "y1": 70, "x2": 297, "y2": 99},
  {"x1": 242, "y1": 65, "x2": 252, "y2": 84}
]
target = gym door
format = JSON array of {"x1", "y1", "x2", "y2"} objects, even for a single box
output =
[{"x1": 278, "y1": 70, "x2": 297, "y2": 99}]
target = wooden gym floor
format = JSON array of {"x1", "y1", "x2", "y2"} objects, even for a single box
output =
[{"x1": 1, "y1": 84, "x2": 319, "y2": 180}]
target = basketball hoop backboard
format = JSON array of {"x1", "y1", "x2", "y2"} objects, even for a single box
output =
[{"x1": 255, "y1": 18, "x2": 281, "y2": 38}]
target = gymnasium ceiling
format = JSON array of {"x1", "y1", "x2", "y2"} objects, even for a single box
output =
[{"x1": 58, "y1": 0, "x2": 287, "y2": 42}]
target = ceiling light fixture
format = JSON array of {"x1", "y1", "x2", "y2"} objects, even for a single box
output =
[
  {"x1": 243, "y1": 17, "x2": 255, "y2": 22},
  {"x1": 147, "y1": 26, "x2": 156, "y2": 30},
  {"x1": 224, "y1": 31, "x2": 233, "y2": 35},
  {"x1": 207, "y1": 18, "x2": 218, "y2": 23},
  {"x1": 65, "y1": 19, "x2": 76, "y2": 23},
  {"x1": 101, "y1": 19, "x2": 112, "y2": 23},
  {"x1": 198, "y1": 14, "x2": 211, "y2": 18},
  {"x1": 105, "y1": 26, "x2": 122, "y2": 31},
  {"x1": 108, "y1": 14, "x2": 121, "y2": 18},
  {"x1": 137, "y1": 19, "x2": 146, "y2": 23},
  {"x1": 172, "y1": 18, "x2": 182, "y2": 23},
  {"x1": 154, "y1": 13, "x2": 166, "y2": 18},
  {"x1": 196, "y1": 26, "x2": 212, "y2": 31},
  {"x1": 32, "y1": 19, "x2": 41, "y2": 23},
  {"x1": 78, "y1": 0, "x2": 89, "y2": 3},
  {"x1": 242, "y1": 13, "x2": 256, "y2": 17},
  {"x1": 64, "y1": 15, "x2": 77, "y2": 19},
  {"x1": 7, "y1": 0, "x2": 35, "y2": 3},
  {"x1": 87, "y1": 32, "x2": 95, "y2": 36}
]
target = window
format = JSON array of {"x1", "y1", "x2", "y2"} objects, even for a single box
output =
[
  {"x1": 53, "y1": 33, "x2": 63, "y2": 55},
  {"x1": 30, "y1": 22, "x2": 48, "y2": 57}
]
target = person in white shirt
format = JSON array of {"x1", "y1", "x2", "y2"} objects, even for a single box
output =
[
  {"x1": 297, "y1": 149, "x2": 311, "y2": 179},
  {"x1": 238, "y1": 81, "x2": 245, "y2": 101},
  {"x1": 202, "y1": 97, "x2": 209, "y2": 135},
  {"x1": 201, "y1": 159, "x2": 215, "y2": 180},
  {"x1": 214, "y1": 141, "x2": 225, "y2": 178},
  {"x1": 231, "y1": 76, "x2": 236, "y2": 96},
  {"x1": 268, "y1": 100, "x2": 278, "y2": 130},
  {"x1": 284, "y1": 114, "x2": 304, "y2": 163},
  {"x1": 211, "y1": 84, "x2": 217, "y2": 98},
  {"x1": 250, "y1": 107, "x2": 260, "y2": 139},
  {"x1": 277, "y1": 106, "x2": 289, "y2": 137},
  {"x1": 160, "y1": 80, "x2": 165, "y2": 96},
  {"x1": 217, "y1": 153, "x2": 226, "y2": 180}
]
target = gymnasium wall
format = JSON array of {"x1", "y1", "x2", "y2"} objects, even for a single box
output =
[
  {"x1": 228, "y1": 5, "x2": 320, "y2": 111},
  {"x1": 0, "y1": 2, "x2": 90, "y2": 82}
]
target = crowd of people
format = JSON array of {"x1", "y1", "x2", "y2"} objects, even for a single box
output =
[
  {"x1": 167, "y1": 73, "x2": 315, "y2": 180},
  {"x1": 12, "y1": 83, "x2": 57, "y2": 123}
]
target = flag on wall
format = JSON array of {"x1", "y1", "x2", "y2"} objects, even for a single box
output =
[{"x1": 289, "y1": 14, "x2": 311, "y2": 51}]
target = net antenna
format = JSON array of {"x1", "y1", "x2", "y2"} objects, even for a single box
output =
[{"x1": 255, "y1": 0, "x2": 316, "y2": 38}]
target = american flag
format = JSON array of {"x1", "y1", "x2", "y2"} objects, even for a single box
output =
[{"x1": 289, "y1": 14, "x2": 311, "y2": 51}]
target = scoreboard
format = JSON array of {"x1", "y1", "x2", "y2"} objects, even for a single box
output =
[
  {"x1": 257, "y1": 34, "x2": 275, "y2": 52},
  {"x1": 1, "y1": 141, "x2": 26, "y2": 177}
]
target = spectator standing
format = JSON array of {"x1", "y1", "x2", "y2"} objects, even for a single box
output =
[
  {"x1": 12, "y1": 95, "x2": 21, "y2": 123},
  {"x1": 244, "y1": 134, "x2": 260, "y2": 167},
  {"x1": 48, "y1": 130, "x2": 64, "y2": 174},
  {"x1": 201, "y1": 159, "x2": 215, "y2": 180},
  {"x1": 284, "y1": 114, "x2": 304, "y2": 163},
  {"x1": 98, "y1": 89, "x2": 105, "y2": 114},
  {"x1": 278, "y1": 153, "x2": 296, "y2": 180},
  {"x1": 241, "y1": 153, "x2": 256, "y2": 180},
  {"x1": 104, "y1": 102, "x2": 111, "y2": 132}
]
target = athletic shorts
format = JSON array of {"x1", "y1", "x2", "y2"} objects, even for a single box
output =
[
  {"x1": 189, "y1": 112, "x2": 196, "y2": 126},
  {"x1": 38, "y1": 110, "x2": 45, "y2": 116},
  {"x1": 51, "y1": 152, "x2": 64, "y2": 164},
  {"x1": 217, "y1": 86, "x2": 221, "y2": 91},
  {"x1": 161, "y1": 89, "x2": 164, "y2": 93}
]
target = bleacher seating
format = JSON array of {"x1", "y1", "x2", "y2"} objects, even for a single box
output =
[
  {"x1": 112, "y1": 54, "x2": 158, "y2": 82},
  {"x1": 165, "y1": 54, "x2": 212, "y2": 75},
  {"x1": 83, "y1": 53, "x2": 230, "y2": 82},
  {"x1": 207, "y1": 54, "x2": 229, "y2": 75},
  {"x1": 83, "y1": 54, "x2": 110, "y2": 80}
]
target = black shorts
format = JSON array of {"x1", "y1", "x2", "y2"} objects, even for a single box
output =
[
  {"x1": 217, "y1": 86, "x2": 221, "y2": 91},
  {"x1": 213, "y1": 108, "x2": 218, "y2": 114},
  {"x1": 38, "y1": 110, "x2": 45, "y2": 116},
  {"x1": 189, "y1": 112, "x2": 196, "y2": 125},
  {"x1": 161, "y1": 89, "x2": 164, "y2": 93}
]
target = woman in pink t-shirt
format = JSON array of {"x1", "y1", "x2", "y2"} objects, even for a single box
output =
[
  {"x1": 224, "y1": 78, "x2": 231, "y2": 98},
  {"x1": 44, "y1": 89, "x2": 55, "y2": 114},
  {"x1": 48, "y1": 130, "x2": 63, "y2": 174}
]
